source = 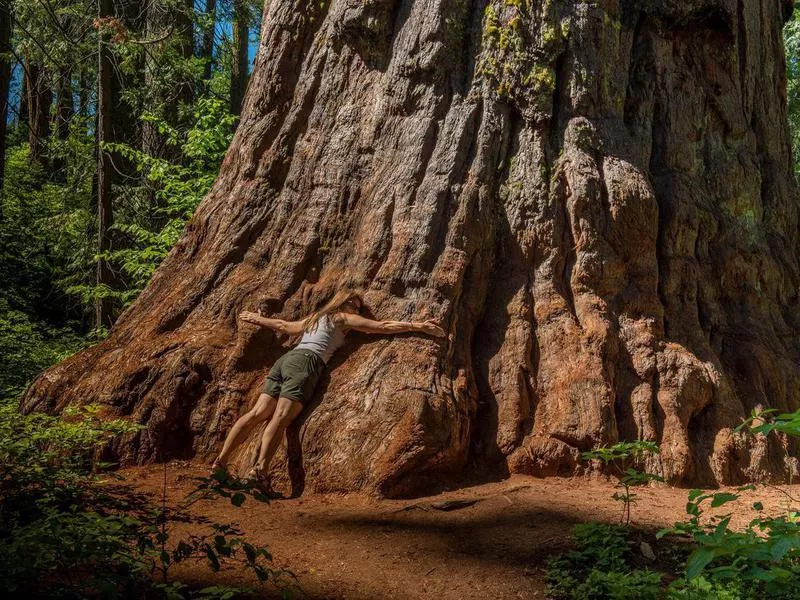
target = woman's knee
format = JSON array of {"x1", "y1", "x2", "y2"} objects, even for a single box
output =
[
  {"x1": 271, "y1": 399, "x2": 301, "y2": 425},
  {"x1": 250, "y1": 395, "x2": 276, "y2": 421},
  {"x1": 272, "y1": 407, "x2": 292, "y2": 424}
]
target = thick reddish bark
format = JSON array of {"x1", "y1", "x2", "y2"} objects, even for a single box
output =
[{"x1": 22, "y1": 0, "x2": 800, "y2": 497}]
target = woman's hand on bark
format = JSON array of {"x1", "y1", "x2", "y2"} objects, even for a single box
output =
[
  {"x1": 419, "y1": 320, "x2": 446, "y2": 338},
  {"x1": 239, "y1": 310, "x2": 264, "y2": 326}
]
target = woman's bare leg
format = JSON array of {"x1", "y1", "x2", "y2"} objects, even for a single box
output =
[
  {"x1": 251, "y1": 397, "x2": 303, "y2": 476},
  {"x1": 213, "y1": 393, "x2": 277, "y2": 469}
]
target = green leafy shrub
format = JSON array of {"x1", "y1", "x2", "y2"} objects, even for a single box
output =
[
  {"x1": 0, "y1": 301, "x2": 86, "y2": 396},
  {"x1": 0, "y1": 396, "x2": 294, "y2": 598},
  {"x1": 574, "y1": 569, "x2": 662, "y2": 600},
  {"x1": 546, "y1": 523, "x2": 662, "y2": 600},
  {"x1": 0, "y1": 138, "x2": 96, "y2": 321},
  {"x1": 661, "y1": 489, "x2": 800, "y2": 597},
  {"x1": 581, "y1": 441, "x2": 664, "y2": 525},
  {"x1": 657, "y1": 408, "x2": 800, "y2": 599},
  {"x1": 82, "y1": 97, "x2": 237, "y2": 305},
  {"x1": 666, "y1": 576, "x2": 748, "y2": 599}
]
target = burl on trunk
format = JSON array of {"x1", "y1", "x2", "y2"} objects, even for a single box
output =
[{"x1": 22, "y1": 0, "x2": 800, "y2": 496}]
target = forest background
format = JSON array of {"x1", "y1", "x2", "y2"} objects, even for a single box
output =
[{"x1": 0, "y1": 0, "x2": 259, "y2": 398}]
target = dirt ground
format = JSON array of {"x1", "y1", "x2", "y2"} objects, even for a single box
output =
[{"x1": 122, "y1": 463, "x2": 800, "y2": 599}]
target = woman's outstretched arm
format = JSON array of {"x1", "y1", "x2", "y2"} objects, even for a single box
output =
[
  {"x1": 340, "y1": 313, "x2": 446, "y2": 338},
  {"x1": 239, "y1": 310, "x2": 306, "y2": 335}
]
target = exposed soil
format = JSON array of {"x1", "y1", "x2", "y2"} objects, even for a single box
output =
[{"x1": 122, "y1": 462, "x2": 800, "y2": 599}]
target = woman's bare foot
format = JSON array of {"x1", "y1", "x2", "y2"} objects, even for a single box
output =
[
  {"x1": 245, "y1": 466, "x2": 282, "y2": 499},
  {"x1": 210, "y1": 457, "x2": 228, "y2": 475}
]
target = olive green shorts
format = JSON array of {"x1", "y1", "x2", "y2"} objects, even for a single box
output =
[{"x1": 262, "y1": 348, "x2": 325, "y2": 403}]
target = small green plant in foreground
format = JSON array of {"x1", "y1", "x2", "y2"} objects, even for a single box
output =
[
  {"x1": 545, "y1": 522, "x2": 662, "y2": 600},
  {"x1": 657, "y1": 485, "x2": 800, "y2": 598},
  {"x1": 549, "y1": 409, "x2": 800, "y2": 599},
  {"x1": 581, "y1": 440, "x2": 664, "y2": 525},
  {"x1": 656, "y1": 407, "x2": 800, "y2": 599},
  {"x1": 0, "y1": 396, "x2": 296, "y2": 598}
]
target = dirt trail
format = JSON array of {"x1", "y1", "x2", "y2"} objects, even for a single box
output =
[{"x1": 123, "y1": 464, "x2": 800, "y2": 599}]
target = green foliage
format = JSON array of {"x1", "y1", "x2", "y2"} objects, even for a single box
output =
[
  {"x1": 785, "y1": 11, "x2": 800, "y2": 176},
  {"x1": 0, "y1": 141, "x2": 95, "y2": 318},
  {"x1": 656, "y1": 408, "x2": 800, "y2": 599},
  {"x1": 0, "y1": 6, "x2": 283, "y2": 592},
  {"x1": 545, "y1": 523, "x2": 662, "y2": 600},
  {"x1": 575, "y1": 570, "x2": 662, "y2": 600},
  {"x1": 0, "y1": 139, "x2": 94, "y2": 393},
  {"x1": 0, "y1": 394, "x2": 294, "y2": 598},
  {"x1": 0, "y1": 301, "x2": 86, "y2": 395},
  {"x1": 666, "y1": 576, "x2": 747, "y2": 600},
  {"x1": 0, "y1": 401, "x2": 140, "y2": 529},
  {"x1": 581, "y1": 441, "x2": 664, "y2": 525},
  {"x1": 550, "y1": 409, "x2": 800, "y2": 599},
  {"x1": 0, "y1": 398, "x2": 144, "y2": 595},
  {"x1": 3, "y1": 0, "x2": 252, "y2": 329},
  {"x1": 62, "y1": 98, "x2": 237, "y2": 306},
  {"x1": 735, "y1": 406, "x2": 800, "y2": 439},
  {"x1": 658, "y1": 488, "x2": 800, "y2": 598},
  {"x1": 581, "y1": 440, "x2": 660, "y2": 464},
  {"x1": 105, "y1": 98, "x2": 236, "y2": 303}
]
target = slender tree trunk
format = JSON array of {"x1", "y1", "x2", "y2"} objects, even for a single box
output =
[
  {"x1": 54, "y1": 9, "x2": 74, "y2": 143},
  {"x1": 96, "y1": 0, "x2": 115, "y2": 329},
  {"x1": 22, "y1": 0, "x2": 800, "y2": 497},
  {"x1": 141, "y1": 0, "x2": 161, "y2": 156},
  {"x1": 174, "y1": 0, "x2": 195, "y2": 107},
  {"x1": 140, "y1": 0, "x2": 174, "y2": 230},
  {"x1": 0, "y1": 0, "x2": 12, "y2": 193},
  {"x1": 54, "y1": 72, "x2": 74, "y2": 140},
  {"x1": 229, "y1": 0, "x2": 249, "y2": 117},
  {"x1": 26, "y1": 61, "x2": 51, "y2": 164},
  {"x1": 77, "y1": 67, "x2": 90, "y2": 119},
  {"x1": 141, "y1": 0, "x2": 196, "y2": 229},
  {"x1": 51, "y1": 70, "x2": 74, "y2": 178},
  {"x1": 201, "y1": 0, "x2": 217, "y2": 81}
]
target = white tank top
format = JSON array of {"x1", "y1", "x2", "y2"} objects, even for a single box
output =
[{"x1": 294, "y1": 315, "x2": 346, "y2": 364}]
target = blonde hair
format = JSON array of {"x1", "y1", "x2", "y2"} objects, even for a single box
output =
[{"x1": 302, "y1": 287, "x2": 364, "y2": 332}]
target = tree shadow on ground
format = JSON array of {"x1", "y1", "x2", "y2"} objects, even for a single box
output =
[{"x1": 306, "y1": 504, "x2": 583, "y2": 570}]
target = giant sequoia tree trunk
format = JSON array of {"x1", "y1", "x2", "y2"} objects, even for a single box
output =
[{"x1": 22, "y1": 0, "x2": 800, "y2": 497}]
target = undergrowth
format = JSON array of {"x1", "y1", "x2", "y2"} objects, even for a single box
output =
[
  {"x1": 0, "y1": 395, "x2": 297, "y2": 598},
  {"x1": 545, "y1": 523, "x2": 663, "y2": 600},
  {"x1": 545, "y1": 409, "x2": 800, "y2": 599}
]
